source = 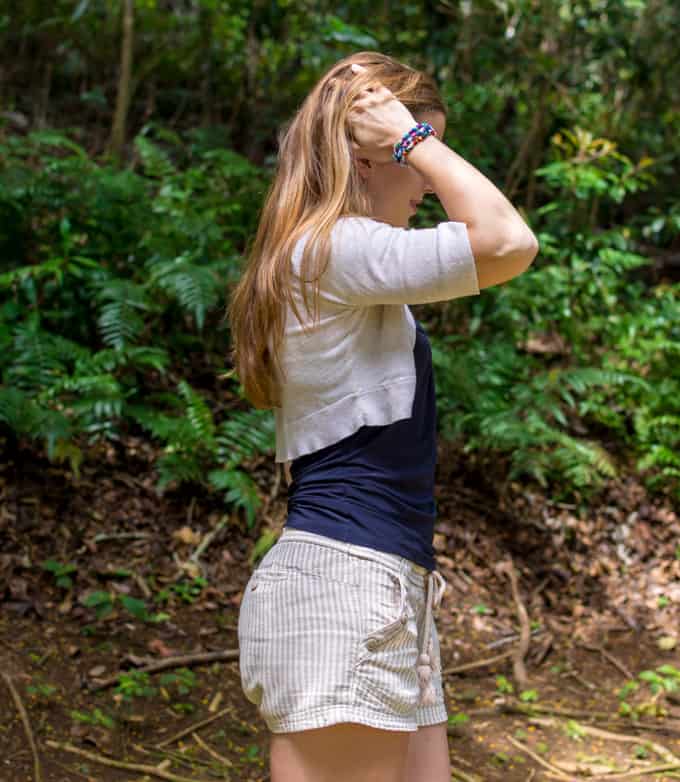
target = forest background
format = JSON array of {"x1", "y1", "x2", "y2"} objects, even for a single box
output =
[
  {"x1": 1, "y1": 0, "x2": 679, "y2": 540},
  {"x1": 1, "y1": 0, "x2": 679, "y2": 515}
]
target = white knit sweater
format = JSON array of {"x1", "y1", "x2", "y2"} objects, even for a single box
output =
[{"x1": 274, "y1": 215, "x2": 480, "y2": 463}]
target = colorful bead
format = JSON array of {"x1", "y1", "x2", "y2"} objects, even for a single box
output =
[{"x1": 392, "y1": 122, "x2": 438, "y2": 167}]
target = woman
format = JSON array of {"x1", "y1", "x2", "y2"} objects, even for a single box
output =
[{"x1": 229, "y1": 51, "x2": 538, "y2": 782}]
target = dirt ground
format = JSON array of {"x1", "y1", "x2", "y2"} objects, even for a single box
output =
[{"x1": 1, "y1": 434, "x2": 679, "y2": 782}]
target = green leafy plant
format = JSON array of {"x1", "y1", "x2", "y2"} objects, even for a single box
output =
[
  {"x1": 41, "y1": 560, "x2": 78, "y2": 589},
  {"x1": 70, "y1": 708, "x2": 115, "y2": 729},
  {"x1": 617, "y1": 680, "x2": 640, "y2": 700},
  {"x1": 0, "y1": 130, "x2": 273, "y2": 522},
  {"x1": 490, "y1": 751, "x2": 511, "y2": 766},
  {"x1": 26, "y1": 680, "x2": 58, "y2": 701},
  {"x1": 170, "y1": 577, "x2": 207, "y2": 604},
  {"x1": 432, "y1": 126, "x2": 678, "y2": 502},
  {"x1": 564, "y1": 720, "x2": 587, "y2": 741},
  {"x1": 171, "y1": 702, "x2": 196, "y2": 714},
  {"x1": 114, "y1": 670, "x2": 157, "y2": 701},
  {"x1": 81, "y1": 590, "x2": 168, "y2": 623},
  {"x1": 495, "y1": 675, "x2": 514, "y2": 694},
  {"x1": 638, "y1": 667, "x2": 679, "y2": 694},
  {"x1": 615, "y1": 666, "x2": 680, "y2": 720},
  {"x1": 159, "y1": 667, "x2": 197, "y2": 696}
]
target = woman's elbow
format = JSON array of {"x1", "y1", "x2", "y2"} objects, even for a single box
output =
[
  {"x1": 518, "y1": 227, "x2": 539, "y2": 270},
  {"x1": 503, "y1": 220, "x2": 539, "y2": 266},
  {"x1": 473, "y1": 223, "x2": 539, "y2": 289},
  {"x1": 497, "y1": 221, "x2": 540, "y2": 279}
]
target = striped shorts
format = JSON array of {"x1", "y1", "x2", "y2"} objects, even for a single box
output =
[{"x1": 237, "y1": 527, "x2": 448, "y2": 733}]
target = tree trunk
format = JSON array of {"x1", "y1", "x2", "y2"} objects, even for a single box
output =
[
  {"x1": 200, "y1": 4, "x2": 214, "y2": 127},
  {"x1": 108, "y1": 0, "x2": 135, "y2": 161},
  {"x1": 35, "y1": 61, "x2": 53, "y2": 130}
]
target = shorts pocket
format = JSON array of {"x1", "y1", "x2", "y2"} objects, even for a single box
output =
[
  {"x1": 352, "y1": 572, "x2": 420, "y2": 715},
  {"x1": 247, "y1": 565, "x2": 294, "y2": 594},
  {"x1": 362, "y1": 572, "x2": 409, "y2": 651}
]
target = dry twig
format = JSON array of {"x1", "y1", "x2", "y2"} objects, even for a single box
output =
[
  {"x1": 577, "y1": 641, "x2": 634, "y2": 679},
  {"x1": 441, "y1": 650, "x2": 513, "y2": 676},
  {"x1": 191, "y1": 732, "x2": 233, "y2": 767},
  {"x1": 506, "y1": 735, "x2": 573, "y2": 780},
  {"x1": 530, "y1": 716, "x2": 680, "y2": 764},
  {"x1": 495, "y1": 559, "x2": 531, "y2": 690},
  {"x1": 45, "y1": 740, "x2": 213, "y2": 782},
  {"x1": 189, "y1": 513, "x2": 231, "y2": 566},
  {"x1": 544, "y1": 761, "x2": 680, "y2": 780},
  {"x1": 450, "y1": 766, "x2": 483, "y2": 782},
  {"x1": 155, "y1": 705, "x2": 234, "y2": 748},
  {"x1": 497, "y1": 701, "x2": 680, "y2": 735},
  {"x1": 2, "y1": 672, "x2": 42, "y2": 782},
  {"x1": 88, "y1": 649, "x2": 238, "y2": 691},
  {"x1": 486, "y1": 628, "x2": 543, "y2": 650}
]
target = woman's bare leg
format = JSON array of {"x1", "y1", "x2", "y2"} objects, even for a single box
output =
[
  {"x1": 404, "y1": 722, "x2": 451, "y2": 782},
  {"x1": 270, "y1": 721, "x2": 412, "y2": 782}
]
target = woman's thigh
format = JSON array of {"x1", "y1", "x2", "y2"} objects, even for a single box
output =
[
  {"x1": 404, "y1": 722, "x2": 451, "y2": 782},
  {"x1": 270, "y1": 722, "x2": 412, "y2": 782}
]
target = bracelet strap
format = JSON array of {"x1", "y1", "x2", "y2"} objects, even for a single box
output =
[{"x1": 393, "y1": 122, "x2": 438, "y2": 167}]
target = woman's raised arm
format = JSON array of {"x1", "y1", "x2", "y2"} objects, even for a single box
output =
[{"x1": 406, "y1": 135, "x2": 539, "y2": 288}]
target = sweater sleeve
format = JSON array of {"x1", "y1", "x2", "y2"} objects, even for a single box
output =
[{"x1": 321, "y1": 216, "x2": 481, "y2": 306}]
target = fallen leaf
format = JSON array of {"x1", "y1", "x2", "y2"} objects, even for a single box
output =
[
  {"x1": 658, "y1": 635, "x2": 677, "y2": 651},
  {"x1": 147, "y1": 638, "x2": 175, "y2": 658},
  {"x1": 172, "y1": 526, "x2": 202, "y2": 545}
]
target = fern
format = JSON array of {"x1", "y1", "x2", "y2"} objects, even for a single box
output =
[
  {"x1": 26, "y1": 130, "x2": 88, "y2": 159},
  {"x1": 0, "y1": 386, "x2": 53, "y2": 436},
  {"x1": 0, "y1": 256, "x2": 68, "y2": 289},
  {"x1": 0, "y1": 386, "x2": 77, "y2": 463},
  {"x1": 127, "y1": 405, "x2": 199, "y2": 447},
  {"x1": 155, "y1": 451, "x2": 205, "y2": 493},
  {"x1": 75, "y1": 346, "x2": 170, "y2": 375},
  {"x1": 433, "y1": 337, "x2": 631, "y2": 496},
  {"x1": 215, "y1": 408, "x2": 275, "y2": 470},
  {"x1": 207, "y1": 467, "x2": 261, "y2": 528},
  {"x1": 177, "y1": 380, "x2": 216, "y2": 448},
  {"x1": 557, "y1": 366, "x2": 650, "y2": 396},
  {"x1": 134, "y1": 135, "x2": 177, "y2": 180},
  {"x1": 95, "y1": 279, "x2": 155, "y2": 349},
  {"x1": 145, "y1": 255, "x2": 221, "y2": 331},
  {"x1": 552, "y1": 431, "x2": 618, "y2": 483},
  {"x1": 638, "y1": 445, "x2": 680, "y2": 470},
  {"x1": 39, "y1": 373, "x2": 125, "y2": 438},
  {"x1": 126, "y1": 383, "x2": 217, "y2": 492},
  {"x1": 6, "y1": 326, "x2": 91, "y2": 390}
]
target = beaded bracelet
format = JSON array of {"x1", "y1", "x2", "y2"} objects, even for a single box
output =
[{"x1": 393, "y1": 121, "x2": 438, "y2": 167}]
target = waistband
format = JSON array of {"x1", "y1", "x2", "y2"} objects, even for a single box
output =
[{"x1": 278, "y1": 527, "x2": 430, "y2": 586}]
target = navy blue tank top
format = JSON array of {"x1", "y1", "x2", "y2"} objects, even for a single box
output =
[{"x1": 284, "y1": 315, "x2": 438, "y2": 571}]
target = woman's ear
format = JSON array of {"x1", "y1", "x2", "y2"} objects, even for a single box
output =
[{"x1": 354, "y1": 156, "x2": 372, "y2": 181}]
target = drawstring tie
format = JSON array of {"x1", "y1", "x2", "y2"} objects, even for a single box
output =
[{"x1": 417, "y1": 570, "x2": 447, "y2": 706}]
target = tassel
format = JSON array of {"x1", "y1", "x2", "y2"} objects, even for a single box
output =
[{"x1": 417, "y1": 651, "x2": 436, "y2": 706}]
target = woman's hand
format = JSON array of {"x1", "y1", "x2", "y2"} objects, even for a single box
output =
[{"x1": 345, "y1": 63, "x2": 417, "y2": 164}]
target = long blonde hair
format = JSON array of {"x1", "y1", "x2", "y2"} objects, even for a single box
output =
[{"x1": 226, "y1": 51, "x2": 445, "y2": 409}]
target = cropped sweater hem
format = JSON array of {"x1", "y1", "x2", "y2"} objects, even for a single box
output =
[{"x1": 275, "y1": 374, "x2": 415, "y2": 463}]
